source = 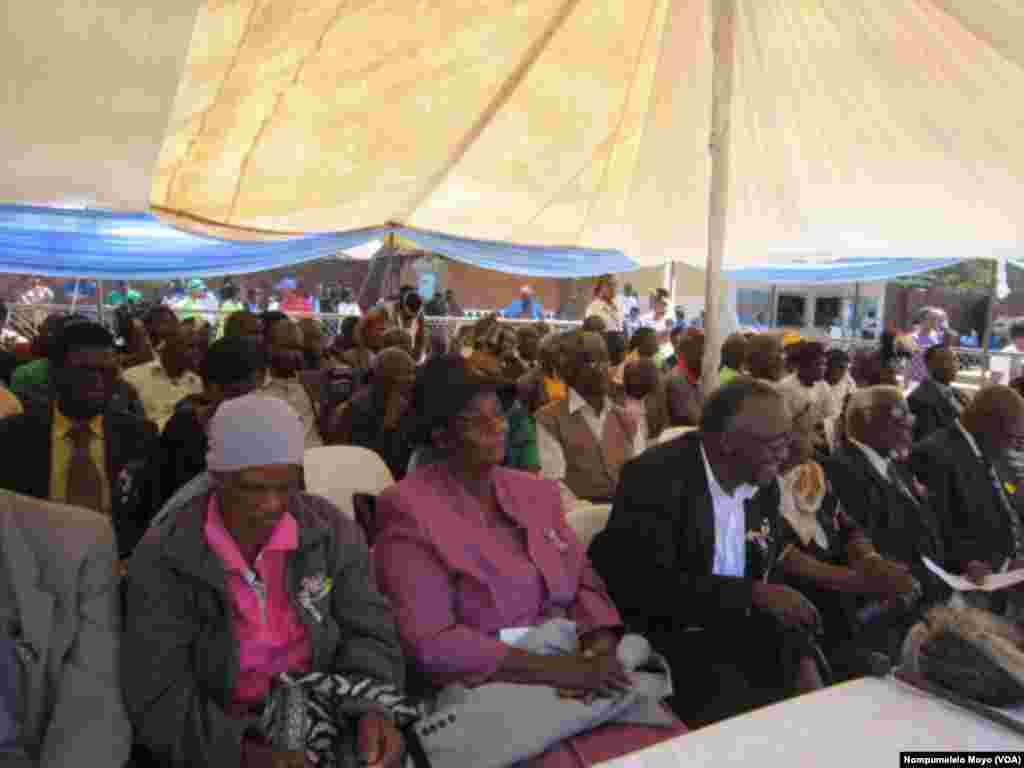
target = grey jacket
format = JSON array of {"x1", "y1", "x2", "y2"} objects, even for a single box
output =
[
  {"x1": 0, "y1": 491, "x2": 131, "y2": 768},
  {"x1": 414, "y1": 620, "x2": 674, "y2": 768},
  {"x1": 122, "y1": 488, "x2": 405, "y2": 768}
]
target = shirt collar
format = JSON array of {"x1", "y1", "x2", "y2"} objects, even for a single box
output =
[
  {"x1": 849, "y1": 437, "x2": 891, "y2": 478},
  {"x1": 153, "y1": 358, "x2": 194, "y2": 384},
  {"x1": 699, "y1": 442, "x2": 758, "y2": 503},
  {"x1": 204, "y1": 494, "x2": 299, "y2": 574},
  {"x1": 568, "y1": 388, "x2": 610, "y2": 416},
  {"x1": 53, "y1": 406, "x2": 103, "y2": 439}
]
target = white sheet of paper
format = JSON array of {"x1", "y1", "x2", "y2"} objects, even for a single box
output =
[
  {"x1": 922, "y1": 556, "x2": 1024, "y2": 593},
  {"x1": 499, "y1": 627, "x2": 531, "y2": 646}
]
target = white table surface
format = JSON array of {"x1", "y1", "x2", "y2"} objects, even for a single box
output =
[{"x1": 597, "y1": 677, "x2": 1024, "y2": 767}]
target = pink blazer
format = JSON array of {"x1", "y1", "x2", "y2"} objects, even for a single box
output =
[{"x1": 374, "y1": 463, "x2": 621, "y2": 687}]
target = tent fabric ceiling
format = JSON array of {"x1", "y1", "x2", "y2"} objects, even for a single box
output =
[
  {"x1": 0, "y1": 205, "x2": 633, "y2": 279},
  {"x1": 150, "y1": 0, "x2": 1024, "y2": 268},
  {"x1": 0, "y1": 0, "x2": 205, "y2": 212}
]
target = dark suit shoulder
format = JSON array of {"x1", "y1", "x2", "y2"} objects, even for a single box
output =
[
  {"x1": 912, "y1": 425, "x2": 960, "y2": 459},
  {"x1": 628, "y1": 430, "x2": 699, "y2": 471},
  {"x1": 107, "y1": 409, "x2": 158, "y2": 441}
]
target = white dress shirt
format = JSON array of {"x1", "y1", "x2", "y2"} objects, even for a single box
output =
[
  {"x1": 122, "y1": 359, "x2": 203, "y2": 430},
  {"x1": 584, "y1": 299, "x2": 623, "y2": 333},
  {"x1": 624, "y1": 395, "x2": 648, "y2": 455},
  {"x1": 700, "y1": 444, "x2": 758, "y2": 578},
  {"x1": 536, "y1": 389, "x2": 643, "y2": 507},
  {"x1": 263, "y1": 375, "x2": 323, "y2": 449},
  {"x1": 825, "y1": 373, "x2": 857, "y2": 447}
]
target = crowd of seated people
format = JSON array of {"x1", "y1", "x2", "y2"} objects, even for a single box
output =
[{"x1": 5, "y1": 301, "x2": 1024, "y2": 768}]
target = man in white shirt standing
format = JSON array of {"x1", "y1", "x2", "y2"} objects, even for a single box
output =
[
  {"x1": 584, "y1": 275, "x2": 624, "y2": 334},
  {"x1": 777, "y1": 341, "x2": 837, "y2": 455},
  {"x1": 991, "y1": 321, "x2": 1024, "y2": 386},
  {"x1": 122, "y1": 326, "x2": 203, "y2": 430},
  {"x1": 262, "y1": 314, "x2": 323, "y2": 449}
]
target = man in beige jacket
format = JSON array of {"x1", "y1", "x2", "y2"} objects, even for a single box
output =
[{"x1": 0, "y1": 490, "x2": 130, "y2": 767}]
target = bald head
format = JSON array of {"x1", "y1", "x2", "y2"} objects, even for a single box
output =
[
  {"x1": 961, "y1": 385, "x2": 1024, "y2": 458},
  {"x1": 845, "y1": 385, "x2": 906, "y2": 447},
  {"x1": 701, "y1": 379, "x2": 791, "y2": 488}
]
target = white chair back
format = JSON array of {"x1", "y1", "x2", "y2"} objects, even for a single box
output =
[{"x1": 303, "y1": 446, "x2": 395, "y2": 519}]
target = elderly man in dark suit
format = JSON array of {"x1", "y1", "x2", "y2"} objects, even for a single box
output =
[
  {"x1": 589, "y1": 379, "x2": 822, "y2": 727},
  {"x1": 0, "y1": 490, "x2": 131, "y2": 767},
  {"x1": 911, "y1": 386, "x2": 1024, "y2": 586},
  {"x1": 824, "y1": 386, "x2": 946, "y2": 662},
  {"x1": 827, "y1": 386, "x2": 944, "y2": 588},
  {"x1": 0, "y1": 322, "x2": 159, "y2": 561},
  {"x1": 908, "y1": 346, "x2": 969, "y2": 443}
]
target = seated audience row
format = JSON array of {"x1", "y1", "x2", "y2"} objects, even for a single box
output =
[{"x1": 3, "y1": 304, "x2": 1023, "y2": 768}]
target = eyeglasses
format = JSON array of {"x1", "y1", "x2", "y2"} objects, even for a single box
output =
[{"x1": 867, "y1": 403, "x2": 915, "y2": 425}]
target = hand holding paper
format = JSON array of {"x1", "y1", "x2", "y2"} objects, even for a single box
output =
[{"x1": 922, "y1": 556, "x2": 1024, "y2": 592}]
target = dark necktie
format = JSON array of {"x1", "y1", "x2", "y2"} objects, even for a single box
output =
[
  {"x1": 66, "y1": 424, "x2": 103, "y2": 513},
  {"x1": 983, "y1": 457, "x2": 1024, "y2": 558},
  {"x1": 886, "y1": 463, "x2": 919, "y2": 508}
]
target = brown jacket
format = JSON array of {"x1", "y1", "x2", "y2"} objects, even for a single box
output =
[{"x1": 535, "y1": 395, "x2": 637, "y2": 502}]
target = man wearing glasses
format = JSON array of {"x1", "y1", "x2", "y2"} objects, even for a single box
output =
[
  {"x1": 589, "y1": 378, "x2": 823, "y2": 726},
  {"x1": 911, "y1": 385, "x2": 1024, "y2": 593},
  {"x1": 827, "y1": 387, "x2": 946, "y2": 652},
  {"x1": 535, "y1": 331, "x2": 640, "y2": 510}
]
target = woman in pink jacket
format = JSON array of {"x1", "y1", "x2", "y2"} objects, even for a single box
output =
[{"x1": 374, "y1": 355, "x2": 687, "y2": 767}]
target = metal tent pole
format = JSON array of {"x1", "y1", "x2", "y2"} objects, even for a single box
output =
[{"x1": 699, "y1": 0, "x2": 737, "y2": 395}]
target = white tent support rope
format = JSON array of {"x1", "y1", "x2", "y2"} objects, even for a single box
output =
[{"x1": 700, "y1": 0, "x2": 736, "y2": 397}]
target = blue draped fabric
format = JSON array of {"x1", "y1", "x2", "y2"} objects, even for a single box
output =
[
  {"x1": 0, "y1": 205, "x2": 635, "y2": 279},
  {"x1": 724, "y1": 256, "x2": 968, "y2": 284},
  {"x1": 389, "y1": 225, "x2": 635, "y2": 278}
]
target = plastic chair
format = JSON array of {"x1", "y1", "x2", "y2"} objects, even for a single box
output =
[{"x1": 303, "y1": 446, "x2": 395, "y2": 520}]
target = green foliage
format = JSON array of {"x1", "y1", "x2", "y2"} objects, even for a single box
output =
[{"x1": 891, "y1": 259, "x2": 995, "y2": 291}]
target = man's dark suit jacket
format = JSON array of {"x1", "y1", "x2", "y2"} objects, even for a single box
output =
[
  {"x1": 824, "y1": 446, "x2": 945, "y2": 603},
  {"x1": 589, "y1": 431, "x2": 793, "y2": 725},
  {"x1": 588, "y1": 431, "x2": 780, "y2": 639},
  {"x1": 0, "y1": 405, "x2": 159, "y2": 557},
  {"x1": 910, "y1": 425, "x2": 1015, "y2": 574},
  {"x1": 908, "y1": 379, "x2": 965, "y2": 444}
]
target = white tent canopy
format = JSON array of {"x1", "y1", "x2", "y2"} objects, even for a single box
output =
[{"x1": 4, "y1": 1, "x2": 1024, "y2": 270}]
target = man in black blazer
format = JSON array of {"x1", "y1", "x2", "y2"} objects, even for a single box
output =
[
  {"x1": 908, "y1": 346, "x2": 968, "y2": 443},
  {"x1": 825, "y1": 386, "x2": 946, "y2": 662},
  {"x1": 589, "y1": 379, "x2": 821, "y2": 727},
  {"x1": 910, "y1": 386, "x2": 1024, "y2": 585},
  {"x1": 0, "y1": 322, "x2": 159, "y2": 560}
]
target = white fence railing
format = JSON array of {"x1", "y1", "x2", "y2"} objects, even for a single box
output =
[{"x1": 3, "y1": 303, "x2": 582, "y2": 341}]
